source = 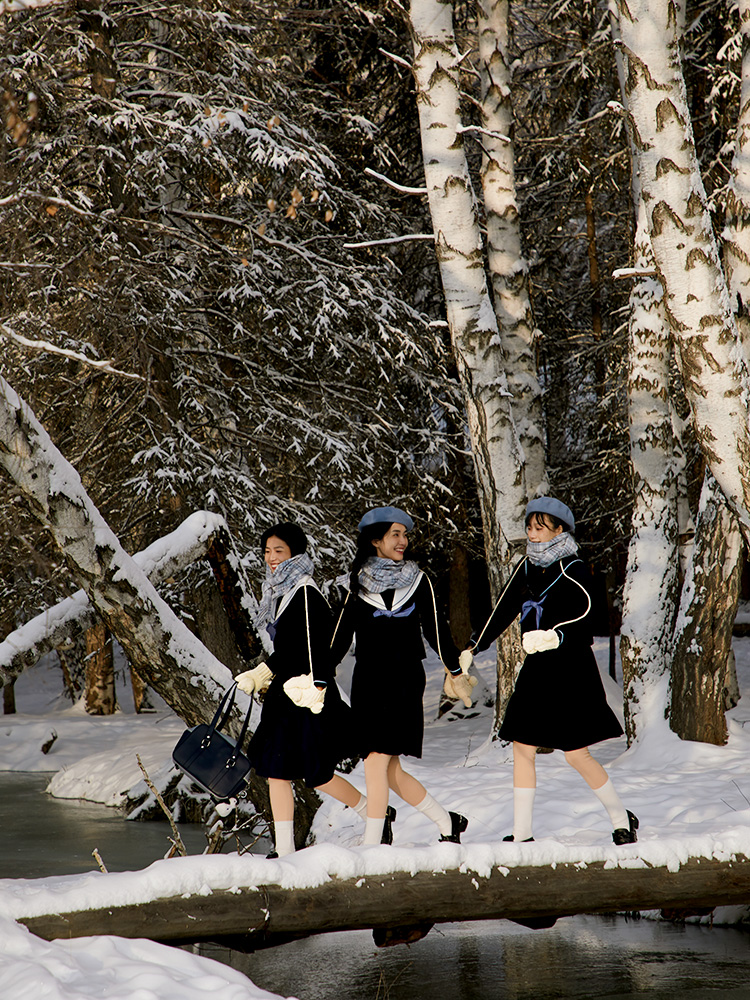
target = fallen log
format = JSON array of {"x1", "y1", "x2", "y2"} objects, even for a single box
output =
[{"x1": 18, "y1": 855, "x2": 750, "y2": 950}]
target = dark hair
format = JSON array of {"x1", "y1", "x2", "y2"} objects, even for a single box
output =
[
  {"x1": 260, "y1": 522, "x2": 308, "y2": 556},
  {"x1": 348, "y1": 521, "x2": 394, "y2": 595},
  {"x1": 525, "y1": 511, "x2": 568, "y2": 533}
]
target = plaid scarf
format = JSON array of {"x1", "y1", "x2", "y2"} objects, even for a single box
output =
[
  {"x1": 526, "y1": 531, "x2": 579, "y2": 568},
  {"x1": 358, "y1": 556, "x2": 421, "y2": 594},
  {"x1": 255, "y1": 552, "x2": 315, "y2": 628}
]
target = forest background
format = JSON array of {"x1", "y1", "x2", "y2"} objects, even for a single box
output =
[{"x1": 1, "y1": 0, "x2": 748, "y2": 832}]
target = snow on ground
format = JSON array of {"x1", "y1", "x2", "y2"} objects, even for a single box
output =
[{"x1": 2, "y1": 636, "x2": 750, "y2": 997}]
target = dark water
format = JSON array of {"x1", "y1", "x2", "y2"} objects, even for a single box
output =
[
  {"x1": 202, "y1": 914, "x2": 750, "y2": 1000},
  {"x1": 0, "y1": 772, "x2": 209, "y2": 878},
  {"x1": 2, "y1": 775, "x2": 749, "y2": 998}
]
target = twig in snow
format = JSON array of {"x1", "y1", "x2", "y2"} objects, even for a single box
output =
[
  {"x1": 136, "y1": 754, "x2": 187, "y2": 857},
  {"x1": 92, "y1": 848, "x2": 108, "y2": 873}
]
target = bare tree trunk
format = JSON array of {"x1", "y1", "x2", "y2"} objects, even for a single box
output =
[
  {"x1": 409, "y1": 0, "x2": 527, "y2": 728},
  {"x1": 84, "y1": 620, "x2": 115, "y2": 715},
  {"x1": 669, "y1": 473, "x2": 742, "y2": 744},
  {"x1": 609, "y1": 3, "x2": 679, "y2": 742},
  {"x1": 614, "y1": 0, "x2": 750, "y2": 537},
  {"x1": 477, "y1": 0, "x2": 547, "y2": 500},
  {"x1": 619, "y1": 204, "x2": 679, "y2": 743}
]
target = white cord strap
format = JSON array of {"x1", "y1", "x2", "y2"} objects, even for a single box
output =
[
  {"x1": 469, "y1": 556, "x2": 529, "y2": 651},
  {"x1": 551, "y1": 560, "x2": 591, "y2": 631}
]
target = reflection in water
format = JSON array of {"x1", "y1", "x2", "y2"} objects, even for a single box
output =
[
  {"x1": 202, "y1": 914, "x2": 750, "y2": 1000},
  {"x1": 0, "y1": 773, "x2": 208, "y2": 878}
]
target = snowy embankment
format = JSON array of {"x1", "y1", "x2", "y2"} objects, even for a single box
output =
[{"x1": 3, "y1": 634, "x2": 750, "y2": 997}]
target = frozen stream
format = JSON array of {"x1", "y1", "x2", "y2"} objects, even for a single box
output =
[{"x1": 0, "y1": 772, "x2": 208, "y2": 878}]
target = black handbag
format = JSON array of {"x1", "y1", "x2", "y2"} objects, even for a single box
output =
[{"x1": 172, "y1": 682, "x2": 254, "y2": 801}]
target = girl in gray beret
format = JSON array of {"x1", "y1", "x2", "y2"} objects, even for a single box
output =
[
  {"x1": 462, "y1": 497, "x2": 638, "y2": 845},
  {"x1": 331, "y1": 506, "x2": 471, "y2": 846}
]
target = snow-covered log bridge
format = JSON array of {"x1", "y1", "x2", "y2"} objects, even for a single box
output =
[{"x1": 16, "y1": 854, "x2": 750, "y2": 951}]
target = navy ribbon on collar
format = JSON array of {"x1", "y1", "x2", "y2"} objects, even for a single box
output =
[
  {"x1": 521, "y1": 599, "x2": 545, "y2": 629},
  {"x1": 373, "y1": 602, "x2": 416, "y2": 619}
]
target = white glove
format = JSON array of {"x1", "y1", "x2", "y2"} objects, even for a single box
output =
[
  {"x1": 458, "y1": 649, "x2": 474, "y2": 674},
  {"x1": 522, "y1": 629, "x2": 561, "y2": 654},
  {"x1": 236, "y1": 663, "x2": 274, "y2": 695},
  {"x1": 443, "y1": 670, "x2": 478, "y2": 708},
  {"x1": 283, "y1": 674, "x2": 326, "y2": 714}
]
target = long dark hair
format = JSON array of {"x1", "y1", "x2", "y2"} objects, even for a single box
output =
[{"x1": 348, "y1": 522, "x2": 393, "y2": 596}]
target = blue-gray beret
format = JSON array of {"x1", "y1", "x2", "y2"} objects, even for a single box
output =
[
  {"x1": 525, "y1": 496, "x2": 575, "y2": 533},
  {"x1": 357, "y1": 506, "x2": 414, "y2": 532}
]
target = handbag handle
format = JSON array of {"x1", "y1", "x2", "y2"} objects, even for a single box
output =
[{"x1": 209, "y1": 680, "x2": 255, "y2": 751}]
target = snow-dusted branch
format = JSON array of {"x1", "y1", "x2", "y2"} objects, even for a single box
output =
[
  {"x1": 364, "y1": 167, "x2": 428, "y2": 195},
  {"x1": 457, "y1": 123, "x2": 511, "y2": 144},
  {"x1": 0, "y1": 511, "x2": 227, "y2": 685},
  {"x1": 343, "y1": 233, "x2": 435, "y2": 249},
  {"x1": 0, "y1": 323, "x2": 144, "y2": 382}
]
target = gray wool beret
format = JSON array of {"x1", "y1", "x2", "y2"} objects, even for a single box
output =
[
  {"x1": 525, "y1": 496, "x2": 575, "y2": 533},
  {"x1": 357, "y1": 506, "x2": 414, "y2": 532}
]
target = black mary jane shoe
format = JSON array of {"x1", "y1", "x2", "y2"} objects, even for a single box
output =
[
  {"x1": 381, "y1": 805, "x2": 397, "y2": 845},
  {"x1": 612, "y1": 810, "x2": 639, "y2": 845},
  {"x1": 502, "y1": 835, "x2": 534, "y2": 842},
  {"x1": 439, "y1": 811, "x2": 468, "y2": 844}
]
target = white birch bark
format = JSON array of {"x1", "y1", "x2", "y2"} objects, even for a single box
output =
[
  {"x1": 619, "y1": 200, "x2": 679, "y2": 742},
  {"x1": 669, "y1": 471, "x2": 743, "y2": 744},
  {"x1": 724, "y1": 0, "x2": 750, "y2": 349},
  {"x1": 666, "y1": 0, "x2": 750, "y2": 740},
  {"x1": 609, "y1": 2, "x2": 679, "y2": 742},
  {"x1": 0, "y1": 375, "x2": 242, "y2": 731},
  {"x1": 614, "y1": 0, "x2": 750, "y2": 536},
  {"x1": 409, "y1": 0, "x2": 527, "y2": 726},
  {"x1": 0, "y1": 510, "x2": 227, "y2": 686},
  {"x1": 477, "y1": 0, "x2": 547, "y2": 500}
]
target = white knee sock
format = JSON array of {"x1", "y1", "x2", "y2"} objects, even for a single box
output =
[
  {"x1": 352, "y1": 794, "x2": 368, "y2": 819},
  {"x1": 364, "y1": 816, "x2": 385, "y2": 845},
  {"x1": 513, "y1": 787, "x2": 536, "y2": 841},
  {"x1": 592, "y1": 778, "x2": 629, "y2": 830},
  {"x1": 415, "y1": 792, "x2": 452, "y2": 837},
  {"x1": 273, "y1": 820, "x2": 295, "y2": 857}
]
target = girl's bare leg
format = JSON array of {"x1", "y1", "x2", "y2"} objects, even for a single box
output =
[
  {"x1": 565, "y1": 747, "x2": 629, "y2": 830},
  {"x1": 511, "y1": 742, "x2": 538, "y2": 841},
  {"x1": 362, "y1": 752, "x2": 391, "y2": 843},
  {"x1": 386, "y1": 756, "x2": 426, "y2": 806},
  {"x1": 316, "y1": 774, "x2": 363, "y2": 809},
  {"x1": 267, "y1": 777, "x2": 295, "y2": 856}
]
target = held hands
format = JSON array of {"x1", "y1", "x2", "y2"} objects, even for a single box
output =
[
  {"x1": 236, "y1": 662, "x2": 274, "y2": 695},
  {"x1": 458, "y1": 649, "x2": 474, "y2": 674},
  {"x1": 443, "y1": 671, "x2": 478, "y2": 708},
  {"x1": 521, "y1": 629, "x2": 561, "y2": 655},
  {"x1": 283, "y1": 674, "x2": 326, "y2": 714}
]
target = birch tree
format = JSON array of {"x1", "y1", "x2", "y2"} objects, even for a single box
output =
[
  {"x1": 614, "y1": 0, "x2": 750, "y2": 535},
  {"x1": 409, "y1": 0, "x2": 530, "y2": 724}
]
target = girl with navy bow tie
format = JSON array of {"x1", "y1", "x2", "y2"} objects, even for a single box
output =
[
  {"x1": 464, "y1": 497, "x2": 638, "y2": 846},
  {"x1": 331, "y1": 506, "x2": 469, "y2": 847}
]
